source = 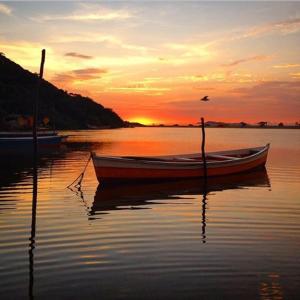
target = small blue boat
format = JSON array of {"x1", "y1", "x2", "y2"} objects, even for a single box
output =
[{"x1": 0, "y1": 132, "x2": 67, "y2": 148}]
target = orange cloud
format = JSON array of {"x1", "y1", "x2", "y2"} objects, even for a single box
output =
[
  {"x1": 165, "y1": 42, "x2": 214, "y2": 60},
  {"x1": 273, "y1": 63, "x2": 300, "y2": 69},
  {"x1": 213, "y1": 17, "x2": 300, "y2": 46},
  {"x1": 222, "y1": 55, "x2": 271, "y2": 67},
  {"x1": 245, "y1": 17, "x2": 300, "y2": 37},
  {"x1": 65, "y1": 52, "x2": 93, "y2": 59},
  {"x1": 52, "y1": 68, "x2": 108, "y2": 83},
  {"x1": 32, "y1": 5, "x2": 132, "y2": 22},
  {"x1": 0, "y1": 3, "x2": 12, "y2": 15},
  {"x1": 179, "y1": 75, "x2": 209, "y2": 82},
  {"x1": 290, "y1": 72, "x2": 300, "y2": 79},
  {"x1": 109, "y1": 85, "x2": 170, "y2": 96}
]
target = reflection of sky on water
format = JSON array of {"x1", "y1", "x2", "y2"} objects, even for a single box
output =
[{"x1": 0, "y1": 128, "x2": 299, "y2": 299}]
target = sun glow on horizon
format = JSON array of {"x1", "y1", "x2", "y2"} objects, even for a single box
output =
[{"x1": 127, "y1": 117, "x2": 160, "y2": 126}]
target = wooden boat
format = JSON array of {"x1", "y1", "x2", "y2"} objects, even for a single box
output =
[
  {"x1": 0, "y1": 132, "x2": 67, "y2": 148},
  {"x1": 92, "y1": 144, "x2": 270, "y2": 184},
  {"x1": 0, "y1": 130, "x2": 59, "y2": 138}
]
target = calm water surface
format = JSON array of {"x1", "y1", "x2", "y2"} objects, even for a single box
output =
[{"x1": 0, "y1": 128, "x2": 299, "y2": 299}]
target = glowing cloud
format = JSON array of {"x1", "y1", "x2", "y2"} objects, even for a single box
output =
[
  {"x1": 0, "y1": 40, "x2": 56, "y2": 71},
  {"x1": 0, "y1": 3, "x2": 12, "y2": 15},
  {"x1": 109, "y1": 85, "x2": 170, "y2": 96},
  {"x1": 165, "y1": 42, "x2": 214, "y2": 60},
  {"x1": 223, "y1": 55, "x2": 271, "y2": 67},
  {"x1": 65, "y1": 52, "x2": 93, "y2": 59},
  {"x1": 52, "y1": 68, "x2": 108, "y2": 83},
  {"x1": 32, "y1": 5, "x2": 132, "y2": 22},
  {"x1": 273, "y1": 64, "x2": 300, "y2": 69},
  {"x1": 290, "y1": 72, "x2": 300, "y2": 79},
  {"x1": 243, "y1": 17, "x2": 300, "y2": 38}
]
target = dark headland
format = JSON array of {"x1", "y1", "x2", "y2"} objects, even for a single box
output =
[{"x1": 0, "y1": 53, "x2": 124, "y2": 130}]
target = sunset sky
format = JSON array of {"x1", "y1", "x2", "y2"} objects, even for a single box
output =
[{"x1": 1, "y1": 1, "x2": 300, "y2": 125}]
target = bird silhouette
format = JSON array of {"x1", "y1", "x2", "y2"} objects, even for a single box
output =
[{"x1": 201, "y1": 96, "x2": 209, "y2": 101}]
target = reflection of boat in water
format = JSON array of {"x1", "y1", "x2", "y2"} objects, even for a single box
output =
[
  {"x1": 92, "y1": 144, "x2": 270, "y2": 184},
  {"x1": 91, "y1": 168, "x2": 270, "y2": 215}
]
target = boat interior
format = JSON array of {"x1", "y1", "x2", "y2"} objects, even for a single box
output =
[{"x1": 121, "y1": 147, "x2": 262, "y2": 163}]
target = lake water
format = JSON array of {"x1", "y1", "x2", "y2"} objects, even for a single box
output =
[{"x1": 0, "y1": 128, "x2": 299, "y2": 299}]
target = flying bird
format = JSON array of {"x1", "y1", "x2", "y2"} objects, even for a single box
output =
[{"x1": 200, "y1": 96, "x2": 210, "y2": 101}]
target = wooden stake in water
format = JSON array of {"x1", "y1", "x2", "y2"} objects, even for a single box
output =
[
  {"x1": 201, "y1": 117, "x2": 207, "y2": 178},
  {"x1": 33, "y1": 49, "x2": 46, "y2": 155},
  {"x1": 29, "y1": 49, "x2": 45, "y2": 298}
]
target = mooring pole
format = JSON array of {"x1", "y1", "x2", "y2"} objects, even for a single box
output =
[
  {"x1": 33, "y1": 49, "x2": 46, "y2": 155},
  {"x1": 201, "y1": 117, "x2": 207, "y2": 178},
  {"x1": 29, "y1": 48, "x2": 45, "y2": 300}
]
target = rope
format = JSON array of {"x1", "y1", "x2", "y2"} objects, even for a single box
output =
[{"x1": 67, "y1": 152, "x2": 92, "y2": 189}]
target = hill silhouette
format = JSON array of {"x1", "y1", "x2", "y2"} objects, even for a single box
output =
[{"x1": 0, "y1": 53, "x2": 124, "y2": 129}]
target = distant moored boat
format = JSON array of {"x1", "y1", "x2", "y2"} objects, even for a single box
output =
[{"x1": 0, "y1": 131, "x2": 67, "y2": 148}]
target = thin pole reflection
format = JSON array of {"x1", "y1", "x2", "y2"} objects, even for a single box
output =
[
  {"x1": 201, "y1": 177, "x2": 207, "y2": 244},
  {"x1": 29, "y1": 155, "x2": 38, "y2": 300}
]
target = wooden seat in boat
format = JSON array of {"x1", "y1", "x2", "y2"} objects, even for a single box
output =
[{"x1": 207, "y1": 154, "x2": 240, "y2": 160}]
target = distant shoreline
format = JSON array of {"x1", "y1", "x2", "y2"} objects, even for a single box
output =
[
  {"x1": 58, "y1": 125, "x2": 300, "y2": 130},
  {"x1": 126, "y1": 125, "x2": 300, "y2": 129},
  {"x1": 124, "y1": 121, "x2": 300, "y2": 129}
]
